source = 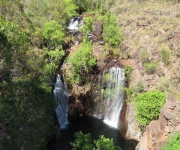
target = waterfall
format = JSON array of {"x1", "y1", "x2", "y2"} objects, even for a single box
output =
[
  {"x1": 53, "y1": 74, "x2": 69, "y2": 129},
  {"x1": 67, "y1": 17, "x2": 83, "y2": 32},
  {"x1": 95, "y1": 66, "x2": 125, "y2": 128}
]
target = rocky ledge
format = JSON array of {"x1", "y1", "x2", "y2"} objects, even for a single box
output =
[{"x1": 122, "y1": 93, "x2": 180, "y2": 150}]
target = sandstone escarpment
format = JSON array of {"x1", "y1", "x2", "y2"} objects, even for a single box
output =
[{"x1": 135, "y1": 94, "x2": 180, "y2": 150}]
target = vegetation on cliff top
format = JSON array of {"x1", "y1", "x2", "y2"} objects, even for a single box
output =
[{"x1": 135, "y1": 91, "x2": 166, "y2": 128}]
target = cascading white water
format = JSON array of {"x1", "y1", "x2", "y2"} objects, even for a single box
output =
[
  {"x1": 67, "y1": 17, "x2": 83, "y2": 32},
  {"x1": 53, "y1": 74, "x2": 69, "y2": 129},
  {"x1": 67, "y1": 17, "x2": 84, "y2": 45},
  {"x1": 95, "y1": 66, "x2": 125, "y2": 128}
]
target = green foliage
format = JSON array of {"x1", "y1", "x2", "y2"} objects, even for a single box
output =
[
  {"x1": 162, "y1": 48, "x2": 170, "y2": 66},
  {"x1": 0, "y1": 20, "x2": 28, "y2": 47},
  {"x1": 135, "y1": 81, "x2": 145, "y2": 93},
  {"x1": 103, "y1": 73, "x2": 111, "y2": 82},
  {"x1": 104, "y1": 88, "x2": 115, "y2": 99},
  {"x1": 162, "y1": 132, "x2": 180, "y2": 150},
  {"x1": 80, "y1": 17, "x2": 93, "y2": 35},
  {"x1": 144, "y1": 62, "x2": 158, "y2": 74},
  {"x1": 98, "y1": 14, "x2": 122, "y2": 47},
  {"x1": 124, "y1": 66, "x2": 133, "y2": 81},
  {"x1": 24, "y1": 0, "x2": 77, "y2": 27},
  {"x1": 0, "y1": 81, "x2": 58, "y2": 150},
  {"x1": 29, "y1": 48, "x2": 65, "y2": 83},
  {"x1": 135, "y1": 91, "x2": 166, "y2": 127},
  {"x1": 140, "y1": 49, "x2": 149, "y2": 63},
  {"x1": 66, "y1": 39, "x2": 96, "y2": 83},
  {"x1": 94, "y1": 0, "x2": 116, "y2": 13},
  {"x1": 94, "y1": 135, "x2": 121, "y2": 150},
  {"x1": 72, "y1": 0, "x2": 92, "y2": 13},
  {"x1": 124, "y1": 87, "x2": 137, "y2": 102},
  {"x1": 70, "y1": 131, "x2": 121, "y2": 150},
  {"x1": 43, "y1": 20, "x2": 65, "y2": 49},
  {"x1": 70, "y1": 131, "x2": 94, "y2": 150},
  {"x1": 0, "y1": 19, "x2": 61, "y2": 149},
  {"x1": 157, "y1": 77, "x2": 171, "y2": 92}
]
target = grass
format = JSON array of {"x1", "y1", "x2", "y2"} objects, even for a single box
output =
[{"x1": 144, "y1": 62, "x2": 158, "y2": 74}]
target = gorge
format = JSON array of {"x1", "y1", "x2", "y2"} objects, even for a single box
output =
[
  {"x1": 53, "y1": 17, "x2": 136, "y2": 150},
  {"x1": 1, "y1": 1, "x2": 180, "y2": 150}
]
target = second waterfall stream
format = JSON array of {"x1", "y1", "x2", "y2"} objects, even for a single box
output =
[
  {"x1": 53, "y1": 73, "x2": 69, "y2": 129},
  {"x1": 95, "y1": 66, "x2": 125, "y2": 128}
]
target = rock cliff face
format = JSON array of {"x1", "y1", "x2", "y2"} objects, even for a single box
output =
[
  {"x1": 136, "y1": 94, "x2": 180, "y2": 150},
  {"x1": 122, "y1": 93, "x2": 180, "y2": 150},
  {"x1": 119, "y1": 57, "x2": 180, "y2": 149}
]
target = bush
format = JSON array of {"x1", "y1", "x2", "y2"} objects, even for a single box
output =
[
  {"x1": 66, "y1": 39, "x2": 96, "y2": 83},
  {"x1": 162, "y1": 132, "x2": 180, "y2": 150},
  {"x1": 135, "y1": 91, "x2": 166, "y2": 127},
  {"x1": 80, "y1": 17, "x2": 93, "y2": 35},
  {"x1": 140, "y1": 49, "x2": 149, "y2": 63},
  {"x1": 162, "y1": 48, "x2": 170, "y2": 66},
  {"x1": 124, "y1": 87, "x2": 137, "y2": 102},
  {"x1": 98, "y1": 14, "x2": 122, "y2": 47},
  {"x1": 43, "y1": 20, "x2": 65, "y2": 49},
  {"x1": 124, "y1": 66, "x2": 133, "y2": 82},
  {"x1": 135, "y1": 81, "x2": 145, "y2": 93},
  {"x1": 70, "y1": 131, "x2": 121, "y2": 150},
  {"x1": 144, "y1": 62, "x2": 158, "y2": 74}
]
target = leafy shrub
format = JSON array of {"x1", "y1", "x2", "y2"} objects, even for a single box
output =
[
  {"x1": 144, "y1": 62, "x2": 158, "y2": 74},
  {"x1": 135, "y1": 81, "x2": 145, "y2": 93},
  {"x1": 162, "y1": 132, "x2": 180, "y2": 150},
  {"x1": 162, "y1": 48, "x2": 170, "y2": 66},
  {"x1": 43, "y1": 20, "x2": 65, "y2": 49},
  {"x1": 66, "y1": 39, "x2": 96, "y2": 83},
  {"x1": 70, "y1": 131, "x2": 121, "y2": 150},
  {"x1": 94, "y1": 135, "x2": 121, "y2": 150},
  {"x1": 98, "y1": 14, "x2": 122, "y2": 47},
  {"x1": 70, "y1": 131, "x2": 94, "y2": 150},
  {"x1": 103, "y1": 73, "x2": 111, "y2": 82},
  {"x1": 140, "y1": 49, "x2": 149, "y2": 63},
  {"x1": 72, "y1": 0, "x2": 92, "y2": 13},
  {"x1": 157, "y1": 77, "x2": 171, "y2": 92},
  {"x1": 80, "y1": 17, "x2": 93, "y2": 35},
  {"x1": 124, "y1": 87, "x2": 137, "y2": 102},
  {"x1": 135, "y1": 91, "x2": 166, "y2": 127},
  {"x1": 124, "y1": 66, "x2": 133, "y2": 81}
]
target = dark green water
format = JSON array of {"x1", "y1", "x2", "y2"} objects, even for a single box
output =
[{"x1": 55, "y1": 116, "x2": 138, "y2": 150}]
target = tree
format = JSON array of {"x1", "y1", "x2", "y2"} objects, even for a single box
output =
[
  {"x1": 70, "y1": 131, "x2": 121, "y2": 150},
  {"x1": 162, "y1": 132, "x2": 180, "y2": 150},
  {"x1": 135, "y1": 91, "x2": 166, "y2": 128},
  {"x1": 98, "y1": 14, "x2": 122, "y2": 47},
  {"x1": 23, "y1": 0, "x2": 77, "y2": 27},
  {"x1": 0, "y1": 14, "x2": 61, "y2": 150},
  {"x1": 43, "y1": 20, "x2": 65, "y2": 49},
  {"x1": 66, "y1": 39, "x2": 96, "y2": 84}
]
